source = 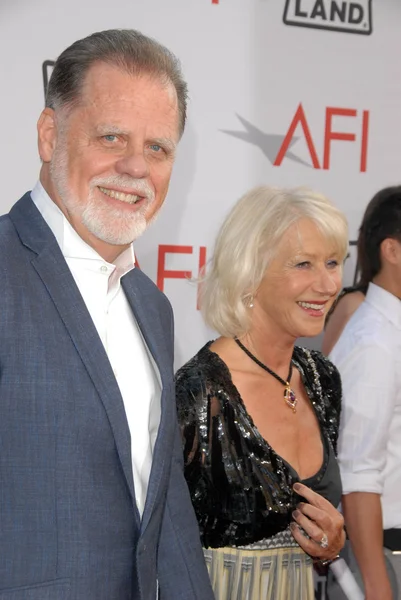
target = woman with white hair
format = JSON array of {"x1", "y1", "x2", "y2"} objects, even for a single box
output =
[{"x1": 176, "y1": 186, "x2": 348, "y2": 600}]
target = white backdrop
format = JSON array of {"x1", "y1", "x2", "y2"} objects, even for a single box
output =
[
  {"x1": 1, "y1": 2, "x2": 401, "y2": 597},
  {"x1": 1, "y1": 0, "x2": 400, "y2": 369}
]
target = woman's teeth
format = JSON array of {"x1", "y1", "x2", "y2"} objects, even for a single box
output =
[{"x1": 298, "y1": 302, "x2": 325, "y2": 310}]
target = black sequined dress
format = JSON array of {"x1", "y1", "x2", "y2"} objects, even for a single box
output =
[{"x1": 175, "y1": 342, "x2": 342, "y2": 600}]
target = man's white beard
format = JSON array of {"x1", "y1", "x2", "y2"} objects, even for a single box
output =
[{"x1": 49, "y1": 142, "x2": 156, "y2": 245}]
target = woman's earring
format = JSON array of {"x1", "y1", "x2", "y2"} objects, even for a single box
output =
[{"x1": 243, "y1": 294, "x2": 254, "y2": 308}]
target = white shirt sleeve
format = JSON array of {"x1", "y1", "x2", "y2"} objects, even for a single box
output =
[{"x1": 335, "y1": 342, "x2": 396, "y2": 495}]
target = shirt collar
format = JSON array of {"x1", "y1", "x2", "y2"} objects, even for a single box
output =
[
  {"x1": 365, "y1": 282, "x2": 401, "y2": 330},
  {"x1": 30, "y1": 180, "x2": 136, "y2": 275}
]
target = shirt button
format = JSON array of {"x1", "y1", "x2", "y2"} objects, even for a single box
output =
[{"x1": 100, "y1": 265, "x2": 108, "y2": 273}]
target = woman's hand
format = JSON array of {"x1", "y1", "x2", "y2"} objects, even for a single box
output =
[{"x1": 290, "y1": 482, "x2": 346, "y2": 561}]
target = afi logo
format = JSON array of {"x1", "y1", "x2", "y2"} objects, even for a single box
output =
[
  {"x1": 223, "y1": 104, "x2": 370, "y2": 172},
  {"x1": 284, "y1": 0, "x2": 373, "y2": 35},
  {"x1": 276, "y1": 104, "x2": 369, "y2": 171},
  {"x1": 157, "y1": 245, "x2": 207, "y2": 308}
]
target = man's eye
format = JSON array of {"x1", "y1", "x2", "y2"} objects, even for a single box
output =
[
  {"x1": 149, "y1": 144, "x2": 162, "y2": 152},
  {"x1": 103, "y1": 135, "x2": 118, "y2": 142}
]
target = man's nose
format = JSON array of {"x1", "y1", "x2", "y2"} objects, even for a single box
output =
[{"x1": 114, "y1": 150, "x2": 150, "y2": 179}]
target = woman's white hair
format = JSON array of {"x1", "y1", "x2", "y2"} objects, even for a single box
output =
[{"x1": 200, "y1": 185, "x2": 348, "y2": 338}]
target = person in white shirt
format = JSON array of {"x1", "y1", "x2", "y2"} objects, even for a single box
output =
[
  {"x1": 329, "y1": 186, "x2": 401, "y2": 600},
  {"x1": 0, "y1": 29, "x2": 214, "y2": 600}
]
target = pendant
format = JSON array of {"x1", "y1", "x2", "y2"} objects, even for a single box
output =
[{"x1": 284, "y1": 384, "x2": 297, "y2": 413}]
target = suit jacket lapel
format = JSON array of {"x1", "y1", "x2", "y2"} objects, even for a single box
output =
[
  {"x1": 122, "y1": 270, "x2": 173, "y2": 532},
  {"x1": 9, "y1": 194, "x2": 139, "y2": 524},
  {"x1": 121, "y1": 270, "x2": 171, "y2": 386}
]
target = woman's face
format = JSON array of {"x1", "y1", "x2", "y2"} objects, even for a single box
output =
[{"x1": 253, "y1": 218, "x2": 343, "y2": 341}]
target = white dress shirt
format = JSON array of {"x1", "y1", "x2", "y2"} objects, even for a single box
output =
[
  {"x1": 31, "y1": 181, "x2": 161, "y2": 517},
  {"x1": 330, "y1": 282, "x2": 401, "y2": 529}
]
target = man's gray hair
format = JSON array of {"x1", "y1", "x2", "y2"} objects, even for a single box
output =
[{"x1": 46, "y1": 29, "x2": 188, "y2": 136}]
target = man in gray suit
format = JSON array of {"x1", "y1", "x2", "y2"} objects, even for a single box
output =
[{"x1": 0, "y1": 29, "x2": 214, "y2": 600}]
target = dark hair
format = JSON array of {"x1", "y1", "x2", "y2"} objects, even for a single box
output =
[
  {"x1": 357, "y1": 185, "x2": 401, "y2": 285},
  {"x1": 46, "y1": 29, "x2": 188, "y2": 136}
]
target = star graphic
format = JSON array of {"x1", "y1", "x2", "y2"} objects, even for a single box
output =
[{"x1": 221, "y1": 114, "x2": 312, "y2": 168}]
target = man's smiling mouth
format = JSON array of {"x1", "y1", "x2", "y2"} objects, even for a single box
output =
[{"x1": 98, "y1": 186, "x2": 142, "y2": 204}]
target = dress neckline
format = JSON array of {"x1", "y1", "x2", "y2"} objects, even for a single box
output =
[{"x1": 203, "y1": 341, "x2": 328, "y2": 484}]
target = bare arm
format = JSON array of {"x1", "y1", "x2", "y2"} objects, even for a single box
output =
[
  {"x1": 322, "y1": 291, "x2": 364, "y2": 355},
  {"x1": 342, "y1": 492, "x2": 393, "y2": 600}
]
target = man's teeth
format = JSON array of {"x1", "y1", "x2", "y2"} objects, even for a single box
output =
[
  {"x1": 99, "y1": 187, "x2": 140, "y2": 204},
  {"x1": 298, "y1": 302, "x2": 325, "y2": 310}
]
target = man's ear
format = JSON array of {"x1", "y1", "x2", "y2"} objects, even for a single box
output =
[
  {"x1": 380, "y1": 238, "x2": 401, "y2": 265},
  {"x1": 37, "y1": 108, "x2": 57, "y2": 162}
]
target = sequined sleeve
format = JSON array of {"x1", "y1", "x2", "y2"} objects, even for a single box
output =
[
  {"x1": 175, "y1": 358, "x2": 252, "y2": 526},
  {"x1": 175, "y1": 345, "x2": 299, "y2": 548},
  {"x1": 308, "y1": 349, "x2": 342, "y2": 454}
]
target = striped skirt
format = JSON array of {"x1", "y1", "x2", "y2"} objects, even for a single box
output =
[{"x1": 203, "y1": 530, "x2": 314, "y2": 600}]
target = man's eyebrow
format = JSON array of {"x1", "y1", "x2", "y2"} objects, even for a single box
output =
[{"x1": 95, "y1": 124, "x2": 128, "y2": 135}]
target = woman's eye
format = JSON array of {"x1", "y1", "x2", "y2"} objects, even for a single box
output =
[
  {"x1": 295, "y1": 261, "x2": 311, "y2": 269},
  {"x1": 327, "y1": 260, "x2": 339, "y2": 269}
]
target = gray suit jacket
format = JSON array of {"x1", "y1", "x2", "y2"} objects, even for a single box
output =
[{"x1": 0, "y1": 193, "x2": 214, "y2": 600}]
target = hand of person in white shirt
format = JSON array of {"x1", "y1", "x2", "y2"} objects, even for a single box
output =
[
  {"x1": 343, "y1": 491, "x2": 393, "y2": 600},
  {"x1": 290, "y1": 482, "x2": 346, "y2": 561}
]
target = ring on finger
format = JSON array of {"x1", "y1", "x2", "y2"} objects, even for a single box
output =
[{"x1": 319, "y1": 533, "x2": 329, "y2": 549}]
